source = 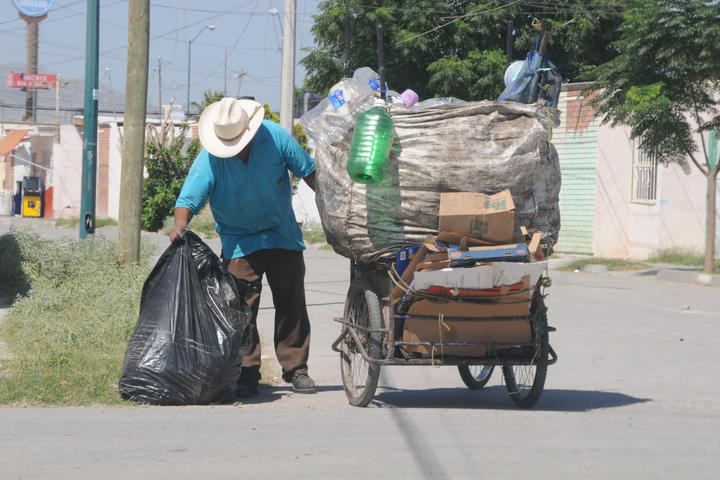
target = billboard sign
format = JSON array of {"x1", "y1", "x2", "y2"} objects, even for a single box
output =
[{"x1": 6, "y1": 73, "x2": 57, "y2": 89}]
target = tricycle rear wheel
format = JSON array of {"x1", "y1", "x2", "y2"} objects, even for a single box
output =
[
  {"x1": 458, "y1": 365, "x2": 495, "y2": 389},
  {"x1": 340, "y1": 280, "x2": 383, "y2": 407},
  {"x1": 502, "y1": 326, "x2": 549, "y2": 408}
]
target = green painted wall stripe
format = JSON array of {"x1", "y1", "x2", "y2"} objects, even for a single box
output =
[{"x1": 553, "y1": 95, "x2": 599, "y2": 255}]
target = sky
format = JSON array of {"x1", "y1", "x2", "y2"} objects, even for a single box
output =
[{"x1": 0, "y1": 0, "x2": 322, "y2": 116}]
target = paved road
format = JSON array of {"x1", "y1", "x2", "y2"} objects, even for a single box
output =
[{"x1": 1, "y1": 217, "x2": 719, "y2": 479}]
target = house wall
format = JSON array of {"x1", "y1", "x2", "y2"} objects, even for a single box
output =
[
  {"x1": 555, "y1": 83, "x2": 718, "y2": 259},
  {"x1": 591, "y1": 106, "x2": 711, "y2": 259},
  {"x1": 52, "y1": 121, "x2": 197, "y2": 222},
  {"x1": 52, "y1": 125, "x2": 84, "y2": 219}
]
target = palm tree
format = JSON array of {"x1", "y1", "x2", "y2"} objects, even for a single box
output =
[{"x1": 191, "y1": 89, "x2": 224, "y2": 113}]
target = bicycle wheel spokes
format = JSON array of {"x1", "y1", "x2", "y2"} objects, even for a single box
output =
[{"x1": 340, "y1": 280, "x2": 382, "y2": 407}]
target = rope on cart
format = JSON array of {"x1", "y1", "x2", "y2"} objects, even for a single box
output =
[{"x1": 430, "y1": 311, "x2": 452, "y2": 366}]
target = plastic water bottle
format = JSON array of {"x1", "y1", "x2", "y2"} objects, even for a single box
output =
[
  {"x1": 346, "y1": 100, "x2": 394, "y2": 184},
  {"x1": 352, "y1": 67, "x2": 383, "y2": 94},
  {"x1": 300, "y1": 78, "x2": 376, "y2": 149}
]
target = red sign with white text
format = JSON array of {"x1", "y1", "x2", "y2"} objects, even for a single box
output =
[{"x1": 6, "y1": 73, "x2": 57, "y2": 89}]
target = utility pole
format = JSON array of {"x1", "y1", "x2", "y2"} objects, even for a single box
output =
[
  {"x1": 55, "y1": 73, "x2": 60, "y2": 142},
  {"x1": 279, "y1": 0, "x2": 296, "y2": 133},
  {"x1": 224, "y1": 48, "x2": 228, "y2": 96},
  {"x1": 24, "y1": 20, "x2": 38, "y2": 122},
  {"x1": 118, "y1": 0, "x2": 150, "y2": 265},
  {"x1": 235, "y1": 70, "x2": 245, "y2": 97},
  {"x1": 157, "y1": 57, "x2": 162, "y2": 118},
  {"x1": 80, "y1": 0, "x2": 99, "y2": 239}
]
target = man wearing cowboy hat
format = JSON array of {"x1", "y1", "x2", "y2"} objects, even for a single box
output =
[{"x1": 171, "y1": 97, "x2": 317, "y2": 396}]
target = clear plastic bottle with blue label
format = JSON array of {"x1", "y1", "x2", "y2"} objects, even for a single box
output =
[
  {"x1": 346, "y1": 99, "x2": 394, "y2": 184},
  {"x1": 352, "y1": 67, "x2": 383, "y2": 94},
  {"x1": 300, "y1": 77, "x2": 377, "y2": 149}
]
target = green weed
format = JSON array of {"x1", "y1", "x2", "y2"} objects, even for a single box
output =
[
  {"x1": 560, "y1": 257, "x2": 652, "y2": 272},
  {"x1": 0, "y1": 230, "x2": 153, "y2": 405},
  {"x1": 648, "y1": 248, "x2": 704, "y2": 266}
]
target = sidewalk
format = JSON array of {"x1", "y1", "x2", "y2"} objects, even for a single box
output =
[
  {"x1": 548, "y1": 253, "x2": 720, "y2": 287},
  {"x1": 2, "y1": 214, "x2": 717, "y2": 287}
]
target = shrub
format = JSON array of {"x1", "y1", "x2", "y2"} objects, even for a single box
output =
[{"x1": 141, "y1": 126, "x2": 200, "y2": 231}]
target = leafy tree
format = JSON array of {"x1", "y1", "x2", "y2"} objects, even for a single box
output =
[
  {"x1": 590, "y1": 0, "x2": 720, "y2": 273},
  {"x1": 142, "y1": 126, "x2": 201, "y2": 231},
  {"x1": 301, "y1": 0, "x2": 625, "y2": 101},
  {"x1": 263, "y1": 103, "x2": 280, "y2": 123}
]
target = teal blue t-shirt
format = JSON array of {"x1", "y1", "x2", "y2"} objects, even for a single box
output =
[{"x1": 175, "y1": 120, "x2": 315, "y2": 259}]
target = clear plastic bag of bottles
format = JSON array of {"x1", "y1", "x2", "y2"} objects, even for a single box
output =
[{"x1": 300, "y1": 68, "x2": 382, "y2": 150}]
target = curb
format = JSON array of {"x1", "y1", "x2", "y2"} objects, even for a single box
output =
[{"x1": 656, "y1": 269, "x2": 720, "y2": 287}]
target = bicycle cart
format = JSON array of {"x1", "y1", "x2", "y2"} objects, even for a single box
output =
[{"x1": 331, "y1": 261, "x2": 557, "y2": 408}]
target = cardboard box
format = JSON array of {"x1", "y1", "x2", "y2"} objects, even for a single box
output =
[
  {"x1": 413, "y1": 265, "x2": 494, "y2": 291},
  {"x1": 438, "y1": 190, "x2": 516, "y2": 243},
  {"x1": 401, "y1": 317, "x2": 532, "y2": 357}
]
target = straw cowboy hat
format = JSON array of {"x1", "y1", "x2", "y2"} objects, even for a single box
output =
[{"x1": 198, "y1": 97, "x2": 265, "y2": 158}]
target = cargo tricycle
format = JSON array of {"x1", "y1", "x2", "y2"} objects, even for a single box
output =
[{"x1": 331, "y1": 260, "x2": 557, "y2": 408}]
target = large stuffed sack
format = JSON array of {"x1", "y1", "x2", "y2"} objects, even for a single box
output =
[
  {"x1": 313, "y1": 101, "x2": 561, "y2": 265},
  {"x1": 118, "y1": 230, "x2": 252, "y2": 405}
]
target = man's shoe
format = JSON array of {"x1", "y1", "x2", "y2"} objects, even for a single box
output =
[
  {"x1": 289, "y1": 372, "x2": 316, "y2": 394},
  {"x1": 236, "y1": 373, "x2": 259, "y2": 398}
]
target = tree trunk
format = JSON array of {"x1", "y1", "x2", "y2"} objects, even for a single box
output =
[{"x1": 705, "y1": 169, "x2": 718, "y2": 274}]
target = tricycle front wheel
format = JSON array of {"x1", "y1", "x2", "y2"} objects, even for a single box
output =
[{"x1": 340, "y1": 280, "x2": 383, "y2": 407}]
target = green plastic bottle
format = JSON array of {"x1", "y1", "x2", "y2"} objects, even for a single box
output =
[{"x1": 346, "y1": 102, "x2": 394, "y2": 184}]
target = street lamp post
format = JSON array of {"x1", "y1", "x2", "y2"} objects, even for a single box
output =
[{"x1": 186, "y1": 24, "x2": 215, "y2": 119}]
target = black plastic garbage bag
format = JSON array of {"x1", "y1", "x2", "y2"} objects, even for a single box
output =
[{"x1": 118, "y1": 230, "x2": 252, "y2": 405}]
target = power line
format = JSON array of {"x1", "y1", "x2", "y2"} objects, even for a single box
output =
[
  {"x1": 190, "y1": 1, "x2": 262, "y2": 87},
  {"x1": 390, "y1": 0, "x2": 522, "y2": 47}
]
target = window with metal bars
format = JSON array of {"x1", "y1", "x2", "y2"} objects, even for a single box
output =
[{"x1": 632, "y1": 148, "x2": 658, "y2": 203}]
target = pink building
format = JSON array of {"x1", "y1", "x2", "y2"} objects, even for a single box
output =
[{"x1": 554, "y1": 83, "x2": 719, "y2": 260}]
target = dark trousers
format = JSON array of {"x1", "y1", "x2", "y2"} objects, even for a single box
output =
[{"x1": 225, "y1": 249, "x2": 310, "y2": 380}]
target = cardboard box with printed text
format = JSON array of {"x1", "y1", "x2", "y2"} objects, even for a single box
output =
[{"x1": 438, "y1": 190, "x2": 516, "y2": 243}]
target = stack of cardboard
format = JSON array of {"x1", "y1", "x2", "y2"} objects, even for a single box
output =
[{"x1": 392, "y1": 190, "x2": 548, "y2": 357}]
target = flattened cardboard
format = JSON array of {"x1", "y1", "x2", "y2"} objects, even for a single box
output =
[
  {"x1": 425, "y1": 252, "x2": 449, "y2": 262},
  {"x1": 417, "y1": 260, "x2": 451, "y2": 271},
  {"x1": 448, "y1": 243, "x2": 529, "y2": 266},
  {"x1": 413, "y1": 264, "x2": 494, "y2": 291},
  {"x1": 402, "y1": 317, "x2": 532, "y2": 356},
  {"x1": 438, "y1": 190, "x2": 516, "y2": 243},
  {"x1": 528, "y1": 232, "x2": 541, "y2": 257},
  {"x1": 407, "y1": 290, "x2": 531, "y2": 319},
  {"x1": 492, "y1": 261, "x2": 548, "y2": 287}
]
